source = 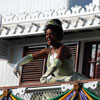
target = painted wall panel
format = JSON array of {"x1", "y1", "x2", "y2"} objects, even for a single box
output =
[
  {"x1": 0, "y1": 59, "x2": 19, "y2": 86},
  {"x1": 0, "y1": 0, "x2": 78, "y2": 15},
  {"x1": 0, "y1": 41, "x2": 23, "y2": 87}
]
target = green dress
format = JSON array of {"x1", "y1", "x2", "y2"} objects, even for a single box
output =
[{"x1": 46, "y1": 52, "x2": 87, "y2": 83}]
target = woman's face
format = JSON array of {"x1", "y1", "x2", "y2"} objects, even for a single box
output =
[{"x1": 46, "y1": 29, "x2": 59, "y2": 46}]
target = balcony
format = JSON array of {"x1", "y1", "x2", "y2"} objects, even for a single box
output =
[{"x1": 0, "y1": 79, "x2": 100, "y2": 100}]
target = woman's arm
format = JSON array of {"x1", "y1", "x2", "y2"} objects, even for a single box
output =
[
  {"x1": 13, "y1": 48, "x2": 50, "y2": 76},
  {"x1": 57, "y1": 45, "x2": 72, "y2": 61},
  {"x1": 31, "y1": 48, "x2": 50, "y2": 59},
  {"x1": 40, "y1": 58, "x2": 62, "y2": 83}
]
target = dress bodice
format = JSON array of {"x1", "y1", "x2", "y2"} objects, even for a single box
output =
[{"x1": 47, "y1": 52, "x2": 75, "y2": 78}]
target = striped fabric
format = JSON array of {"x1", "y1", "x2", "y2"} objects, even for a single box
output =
[
  {"x1": 0, "y1": 94, "x2": 23, "y2": 100},
  {"x1": 50, "y1": 87, "x2": 100, "y2": 100}
]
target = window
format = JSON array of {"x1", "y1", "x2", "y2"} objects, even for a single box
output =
[
  {"x1": 19, "y1": 45, "x2": 46, "y2": 85},
  {"x1": 64, "y1": 42, "x2": 79, "y2": 72},
  {"x1": 83, "y1": 41, "x2": 100, "y2": 79},
  {"x1": 20, "y1": 42, "x2": 79, "y2": 85}
]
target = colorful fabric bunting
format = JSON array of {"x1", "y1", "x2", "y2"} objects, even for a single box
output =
[
  {"x1": 49, "y1": 83, "x2": 100, "y2": 100},
  {"x1": 0, "y1": 94, "x2": 23, "y2": 100}
]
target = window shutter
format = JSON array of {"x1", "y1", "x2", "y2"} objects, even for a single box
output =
[
  {"x1": 0, "y1": 42, "x2": 8, "y2": 59},
  {"x1": 68, "y1": 44, "x2": 78, "y2": 60},
  {"x1": 19, "y1": 45, "x2": 46, "y2": 85},
  {"x1": 64, "y1": 42, "x2": 79, "y2": 71}
]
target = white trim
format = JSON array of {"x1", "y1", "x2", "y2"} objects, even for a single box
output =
[{"x1": 1, "y1": 4, "x2": 100, "y2": 38}]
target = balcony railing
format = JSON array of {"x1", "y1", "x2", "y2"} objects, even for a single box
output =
[{"x1": 0, "y1": 79, "x2": 100, "y2": 100}]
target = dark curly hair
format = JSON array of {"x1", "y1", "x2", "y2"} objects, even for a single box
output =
[{"x1": 44, "y1": 19, "x2": 63, "y2": 41}]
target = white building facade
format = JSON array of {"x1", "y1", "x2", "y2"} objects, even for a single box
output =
[{"x1": 0, "y1": 0, "x2": 100, "y2": 88}]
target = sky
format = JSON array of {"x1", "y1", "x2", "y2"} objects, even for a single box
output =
[{"x1": 69, "y1": 0, "x2": 92, "y2": 8}]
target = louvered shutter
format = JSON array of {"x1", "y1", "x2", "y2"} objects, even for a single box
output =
[
  {"x1": 0, "y1": 42, "x2": 8, "y2": 59},
  {"x1": 68, "y1": 44, "x2": 78, "y2": 61},
  {"x1": 64, "y1": 42, "x2": 79, "y2": 71},
  {"x1": 20, "y1": 45, "x2": 46, "y2": 85}
]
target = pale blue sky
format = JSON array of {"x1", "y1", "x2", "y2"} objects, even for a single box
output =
[{"x1": 69, "y1": 0, "x2": 92, "y2": 7}]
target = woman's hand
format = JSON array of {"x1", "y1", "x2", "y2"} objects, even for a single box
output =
[
  {"x1": 40, "y1": 75, "x2": 47, "y2": 83},
  {"x1": 13, "y1": 64, "x2": 21, "y2": 77}
]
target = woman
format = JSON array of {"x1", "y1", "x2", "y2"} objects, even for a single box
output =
[{"x1": 13, "y1": 19, "x2": 87, "y2": 83}]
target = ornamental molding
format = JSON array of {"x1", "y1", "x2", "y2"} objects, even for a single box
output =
[{"x1": 1, "y1": 3, "x2": 100, "y2": 38}]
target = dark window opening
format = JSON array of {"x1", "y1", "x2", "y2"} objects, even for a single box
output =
[{"x1": 83, "y1": 41, "x2": 100, "y2": 79}]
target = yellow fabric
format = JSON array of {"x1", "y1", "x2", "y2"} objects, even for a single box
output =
[
  {"x1": 79, "y1": 94, "x2": 82, "y2": 100},
  {"x1": 0, "y1": 95, "x2": 3, "y2": 99},
  {"x1": 82, "y1": 88, "x2": 93, "y2": 100},
  {"x1": 59, "y1": 89, "x2": 73, "y2": 100},
  {"x1": 10, "y1": 94, "x2": 17, "y2": 100}
]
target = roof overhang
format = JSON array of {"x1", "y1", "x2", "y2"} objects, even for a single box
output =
[{"x1": 1, "y1": 4, "x2": 100, "y2": 38}]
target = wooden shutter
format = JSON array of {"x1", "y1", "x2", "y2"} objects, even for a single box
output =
[
  {"x1": 0, "y1": 42, "x2": 8, "y2": 59},
  {"x1": 64, "y1": 42, "x2": 79, "y2": 72},
  {"x1": 19, "y1": 45, "x2": 46, "y2": 85}
]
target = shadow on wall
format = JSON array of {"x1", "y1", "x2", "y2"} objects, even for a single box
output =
[{"x1": 68, "y1": 0, "x2": 92, "y2": 8}]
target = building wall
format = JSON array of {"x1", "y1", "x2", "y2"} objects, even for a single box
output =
[
  {"x1": 0, "y1": 59, "x2": 19, "y2": 86},
  {"x1": 0, "y1": 40, "x2": 23, "y2": 87},
  {"x1": 0, "y1": 0, "x2": 69, "y2": 15},
  {"x1": 0, "y1": 0, "x2": 93, "y2": 15},
  {"x1": 92, "y1": 0, "x2": 100, "y2": 5},
  {"x1": 0, "y1": 29, "x2": 100, "y2": 87},
  {"x1": 0, "y1": 0, "x2": 99, "y2": 87},
  {"x1": 0, "y1": 37, "x2": 46, "y2": 87}
]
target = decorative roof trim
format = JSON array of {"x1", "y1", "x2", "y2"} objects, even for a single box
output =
[{"x1": 1, "y1": 4, "x2": 100, "y2": 38}]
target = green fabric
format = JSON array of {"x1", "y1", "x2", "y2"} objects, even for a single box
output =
[
  {"x1": 49, "y1": 87, "x2": 100, "y2": 100},
  {"x1": 1, "y1": 97, "x2": 5, "y2": 100},
  {"x1": 46, "y1": 53, "x2": 75, "y2": 82},
  {"x1": 52, "y1": 58, "x2": 62, "y2": 67},
  {"x1": 19, "y1": 54, "x2": 33, "y2": 65},
  {"x1": 13, "y1": 54, "x2": 33, "y2": 76},
  {"x1": 0, "y1": 95, "x2": 3, "y2": 99},
  {"x1": 0, "y1": 94, "x2": 23, "y2": 100},
  {"x1": 11, "y1": 94, "x2": 23, "y2": 100},
  {"x1": 83, "y1": 87, "x2": 100, "y2": 100},
  {"x1": 49, "y1": 89, "x2": 72, "y2": 100}
]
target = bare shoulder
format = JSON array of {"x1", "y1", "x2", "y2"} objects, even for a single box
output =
[
  {"x1": 57, "y1": 45, "x2": 72, "y2": 59},
  {"x1": 59, "y1": 45, "x2": 71, "y2": 52}
]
